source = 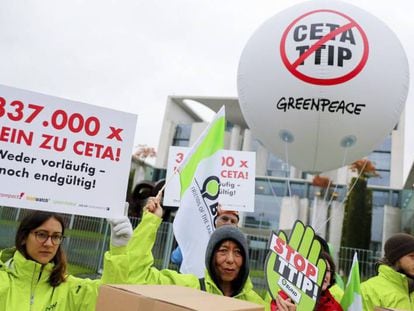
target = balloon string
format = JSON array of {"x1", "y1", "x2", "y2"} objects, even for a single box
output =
[
  {"x1": 325, "y1": 146, "x2": 349, "y2": 206},
  {"x1": 315, "y1": 158, "x2": 368, "y2": 233},
  {"x1": 311, "y1": 194, "x2": 318, "y2": 228},
  {"x1": 322, "y1": 179, "x2": 332, "y2": 202}
]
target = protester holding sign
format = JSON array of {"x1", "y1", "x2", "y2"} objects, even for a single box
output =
[
  {"x1": 0, "y1": 210, "x2": 132, "y2": 310},
  {"x1": 314, "y1": 251, "x2": 343, "y2": 311},
  {"x1": 171, "y1": 207, "x2": 240, "y2": 266},
  {"x1": 270, "y1": 251, "x2": 342, "y2": 310},
  {"x1": 126, "y1": 197, "x2": 268, "y2": 309},
  {"x1": 361, "y1": 233, "x2": 414, "y2": 310}
]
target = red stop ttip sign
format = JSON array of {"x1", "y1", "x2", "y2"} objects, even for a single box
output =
[
  {"x1": 280, "y1": 9, "x2": 369, "y2": 85},
  {"x1": 272, "y1": 236, "x2": 318, "y2": 282}
]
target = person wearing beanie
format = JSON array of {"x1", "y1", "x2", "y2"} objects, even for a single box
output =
[
  {"x1": 171, "y1": 204, "x2": 240, "y2": 267},
  {"x1": 125, "y1": 197, "x2": 269, "y2": 309},
  {"x1": 214, "y1": 206, "x2": 239, "y2": 228},
  {"x1": 361, "y1": 232, "x2": 414, "y2": 310}
]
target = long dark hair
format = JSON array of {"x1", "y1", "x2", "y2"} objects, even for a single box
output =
[
  {"x1": 15, "y1": 211, "x2": 67, "y2": 287},
  {"x1": 320, "y1": 251, "x2": 336, "y2": 288}
]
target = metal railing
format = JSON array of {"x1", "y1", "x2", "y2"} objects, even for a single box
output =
[{"x1": 0, "y1": 207, "x2": 380, "y2": 293}]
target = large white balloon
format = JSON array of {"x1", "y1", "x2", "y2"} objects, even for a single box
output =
[{"x1": 237, "y1": 0, "x2": 409, "y2": 173}]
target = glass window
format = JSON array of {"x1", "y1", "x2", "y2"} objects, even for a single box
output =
[
  {"x1": 172, "y1": 124, "x2": 191, "y2": 147},
  {"x1": 270, "y1": 180, "x2": 287, "y2": 196},
  {"x1": 367, "y1": 134, "x2": 391, "y2": 187},
  {"x1": 371, "y1": 206, "x2": 384, "y2": 242},
  {"x1": 389, "y1": 191, "x2": 399, "y2": 207},
  {"x1": 255, "y1": 179, "x2": 286, "y2": 196},
  {"x1": 401, "y1": 207, "x2": 414, "y2": 234},
  {"x1": 255, "y1": 180, "x2": 268, "y2": 195},
  {"x1": 372, "y1": 190, "x2": 390, "y2": 207},
  {"x1": 290, "y1": 182, "x2": 306, "y2": 197},
  {"x1": 248, "y1": 193, "x2": 281, "y2": 229},
  {"x1": 267, "y1": 154, "x2": 290, "y2": 177},
  {"x1": 375, "y1": 135, "x2": 392, "y2": 152},
  {"x1": 368, "y1": 152, "x2": 391, "y2": 171},
  {"x1": 368, "y1": 171, "x2": 390, "y2": 187},
  {"x1": 401, "y1": 189, "x2": 414, "y2": 209},
  {"x1": 226, "y1": 121, "x2": 234, "y2": 132}
]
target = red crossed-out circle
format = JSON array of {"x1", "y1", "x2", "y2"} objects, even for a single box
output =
[{"x1": 280, "y1": 9, "x2": 369, "y2": 85}]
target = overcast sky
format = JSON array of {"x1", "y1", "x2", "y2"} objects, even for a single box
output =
[{"x1": 0, "y1": 0, "x2": 413, "y2": 177}]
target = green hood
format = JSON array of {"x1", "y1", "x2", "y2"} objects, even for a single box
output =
[{"x1": 0, "y1": 247, "x2": 16, "y2": 265}]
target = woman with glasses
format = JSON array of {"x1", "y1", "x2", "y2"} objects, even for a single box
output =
[{"x1": 0, "y1": 210, "x2": 132, "y2": 310}]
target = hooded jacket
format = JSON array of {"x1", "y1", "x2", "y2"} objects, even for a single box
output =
[
  {"x1": 126, "y1": 212, "x2": 267, "y2": 310},
  {"x1": 0, "y1": 244, "x2": 128, "y2": 311},
  {"x1": 361, "y1": 264, "x2": 414, "y2": 311}
]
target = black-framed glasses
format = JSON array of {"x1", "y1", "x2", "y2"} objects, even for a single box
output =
[{"x1": 31, "y1": 230, "x2": 65, "y2": 245}]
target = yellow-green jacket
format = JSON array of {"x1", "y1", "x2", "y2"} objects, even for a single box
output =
[
  {"x1": 361, "y1": 264, "x2": 414, "y2": 311},
  {"x1": 127, "y1": 212, "x2": 267, "y2": 310},
  {"x1": 0, "y1": 245, "x2": 128, "y2": 311},
  {"x1": 329, "y1": 284, "x2": 344, "y2": 303}
]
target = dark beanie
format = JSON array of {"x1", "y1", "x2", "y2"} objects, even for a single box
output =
[
  {"x1": 205, "y1": 225, "x2": 249, "y2": 296},
  {"x1": 384, "y1": 233, "x2": 414, "y2": 264}
]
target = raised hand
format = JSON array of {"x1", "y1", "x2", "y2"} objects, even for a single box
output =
[
  {"x1": 143, "y1": 196, "x2": 163, "y2": 218},
  {"x1": 107, "y1": 216, "x2": 133, "y2": 247}
]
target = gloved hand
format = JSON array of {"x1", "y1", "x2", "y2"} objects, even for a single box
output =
[{"x1": 107, "y1": 216, "x2": 133, "y2": 247}]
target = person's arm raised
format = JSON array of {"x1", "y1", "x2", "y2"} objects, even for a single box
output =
[
  {"x1": 126, "y1": 196, "x2": 197, "y2": 287},
  {"x1": 143, "y1": 196, "x2": 164, "y2": 218}
]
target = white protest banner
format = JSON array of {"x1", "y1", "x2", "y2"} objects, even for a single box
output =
[
  {"x1": 0, "y1": 84, "x2": 137, "y2": 218},
  {"x1": 164, "y1": 146, "x2": 255, "y2": 212}
]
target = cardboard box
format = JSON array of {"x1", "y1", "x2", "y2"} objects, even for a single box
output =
[{"x1": 97, "y1": 284, "x2": 264, "y2": 311}]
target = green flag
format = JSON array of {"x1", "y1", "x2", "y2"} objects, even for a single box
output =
[{"x1": 341, "y1": 252, "x2": 362, "y2": 311}]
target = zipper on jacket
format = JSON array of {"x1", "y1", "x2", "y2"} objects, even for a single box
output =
[
  {"x1": 30, "y1": 266, "x2": 36, "y2": 309},
  {"x1": 30, "y1": 265, "x2": 44, "y2": 310}
]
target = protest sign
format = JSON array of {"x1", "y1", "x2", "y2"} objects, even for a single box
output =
[
  {"x1": 265, "y1": 221, "x2": 326, "y2": 310},
  {"x1": 164, "y1": 146, "x2": 255, "y2": 212},
  {"x1": 0, "y1": 84, "x2": 136, "y2": 218}
]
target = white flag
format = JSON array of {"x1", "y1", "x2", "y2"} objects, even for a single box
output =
[{"x1": 173, "y1": 106, "x2": 225, "y2": 277}]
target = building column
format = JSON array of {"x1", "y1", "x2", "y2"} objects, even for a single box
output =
[
  {"x1": 279, "y1": 196, "x2": 300, "y2": 230},
  {"x1": 230, "y1": 125, "x2": 241, "y2": 150},
  {"x1": 311, "y1": 196, "x2": 328, "y2": 237},
  {"x1": 242, "y1": 129, "x2": 252, "y2": 151},
  {"x1": 256, "y1": 145, "x2": 269, "y2": 176},
  {"x1": 328, "y1": 200, "x2": 344, "y2": 262}
]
